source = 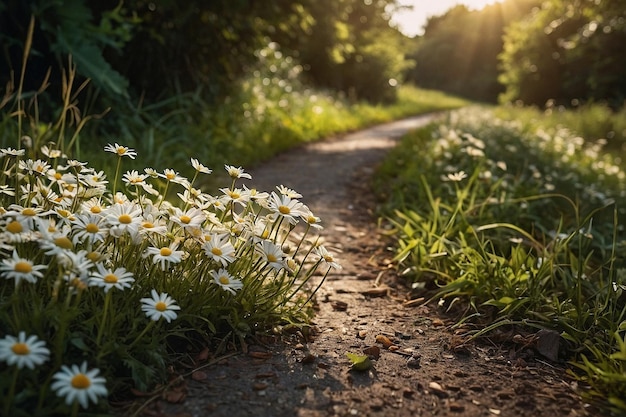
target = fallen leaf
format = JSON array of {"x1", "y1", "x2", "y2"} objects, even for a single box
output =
[
  {"x1": 360, "y1": 287, "x2": 389, "y2": 297},
  {"x1": 346, "y1": 352, "x2": 372, "y2": 371},
  {"x1": 363, "y1": 345, "x2": 381, "y2": 359},
  {"x1": 331, "y1": 300, "x2": 348, "y2": 311},
  {"x1": 248, "y1": 351, "x2": 272, "y2": 359}
]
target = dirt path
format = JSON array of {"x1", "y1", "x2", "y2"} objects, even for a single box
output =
[{"x1": 141, "y1": 114, "x2": 591, "y2": 417}]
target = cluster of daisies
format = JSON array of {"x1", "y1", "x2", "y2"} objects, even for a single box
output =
[{"x1": 0, "y1": 143, "x2": 338, "y2": 412}]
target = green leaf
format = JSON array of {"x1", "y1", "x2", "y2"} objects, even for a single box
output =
[{"x1": 346, "y1": 352, "x2": 372, "y2": 371}]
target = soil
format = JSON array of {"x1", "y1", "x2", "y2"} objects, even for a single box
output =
[{"x1": 124, "y1": 114, "x2": 595, "y2": 417}]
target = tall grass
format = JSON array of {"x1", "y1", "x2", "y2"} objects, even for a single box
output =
[{"x1": 375, "y1": 106, "x2": 626, "y2": 415}]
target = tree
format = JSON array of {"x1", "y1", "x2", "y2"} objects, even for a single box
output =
[
  {"x1": 405, "y1": 0, "x2": 538, "y2": 103},
  {"x1": 499, "y1": 0, "x2": 626, "y2": 107}
]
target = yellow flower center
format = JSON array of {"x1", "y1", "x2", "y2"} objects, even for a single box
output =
[
  {"x1": 6, "y1": 221, "x2": 23, "y2": 234},
  {"x1": 54, "y1": 237, "x2": 73, "y2": 249},
  {"x1": 180, "y1": 215, "x2": 191, "y2": 224},
  {"x1": 22, "y1": 208, "x2": 37, "y2": 216},
  {"x1": 211, "y1": 247, "x2": 223, "y2": 256},
  {"x1": 267, "y1": 254, "x2": 278, "y2": 263},
  {"x1": 57, "y1": 209, "x2": 72, "y2": 219},
  {"x1": 160, "y1": 247, "x2": 172, "y2": 256},
  {"x1": 219, "y1": 276, "x2": 230, "y2": 285},
  {"x1": 90, "y1": 206, "x2": 102, "y2": 214},
  {"x1": 261, "y1": 230, "x2": 269, "y2": 239},
  {"x1": 117, "y1": 147, "x2": 128, "y2": 156},
  {"x1": 87, "y1": 252, "x2": 100, "y2": 262},
  {"x1": 66, "y1": 184, "x2": 75, "y2": 192},
  {"x1": 54, "y1": 172, "x2": 62, "y2": 180},
  {"x1": 11, "y1": 342, "x2": 30, "y2": 355},
  {"x1": 324, "y1": 255, "x2": 334, "y2": 263},
  {"x1": 307, "y1": 216, "x2": 317, "y2": 224},
  {"x1": 118, "y1": 214, "x2": 132, "y2": 224},
  {"x1": 155, "y1": 301, "x2": 167, "y2": 312},
  {"x1": 166, "y1": 172, "x2": 175, "y2": 180},
  {"x1": 71, "y1": 374, "x2": 91, "y2": 389},
  {"x1": 142, "y1": 222, "x2": 154, "y2": 229},
  {"x1": 85, "y1": 223, "x2": 99, "y2": 233},
  {"x1": 228, "y1": 191, "x2": 241, "y2": 199},
  {"x1": 278, "y1": 205, "x2": 290, "y2": 215},
  {"x1": 14, "y1": 261, "x2": 32, "y2": 273},
  {"x1": 104, "y1": 274, "x2": 118, "y2": 284}
]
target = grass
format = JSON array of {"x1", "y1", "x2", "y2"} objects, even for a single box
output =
[{"x1": 374, "y1": 105, "x2": 626, "y2": 415}]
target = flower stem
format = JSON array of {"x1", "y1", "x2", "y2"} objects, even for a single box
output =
[
  {"x1": 96, "y1": 291, "x2": 112, "y2": 347},
  {"x1": 3, "y1": 367, "x2": 19, "y2": 417},
  {"x1": 127, "y1": 320, "x2": 156, "y2": 350}
]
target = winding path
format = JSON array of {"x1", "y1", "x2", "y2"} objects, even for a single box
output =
[{"x1": 153, "y1": 114, "x2": 589, "y2": 417}]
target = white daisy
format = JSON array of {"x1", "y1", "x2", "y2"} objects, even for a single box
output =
[
  {"x1": 169, "y1": 207, "x2": 206, "y2": 230},
  {"x1": 71, "y1": 213, "x2": 109, "y2": 245},
  {"x1": 211, "y1": 268, "x2": 243, "y2": 295},
  {"x1": 144, "y1": 242, "x2": 184, "y2": 271},
  {"x1": 314, "y1": 246, "x2": 342, "y2": 270},
  {"x1": 51, "y1": 361, "x2": 108, "y2": 409},
  {"x1": 104, "y1": 201, "x2": 142, "y2": 238},
  {"x1": 89, "y1": 264, "x2": 135, "y2": 293},
  {"x1": 224, "y1": 165, "x2": 252, "y2": 180},
  {"x1": 158, "y1": 168, "x2": 188, "y2": 186},
  {"x1": 202, "y1": 234, "x2": 236, "y2": 266},
  {"x1": 0, "y1": 331, "x2": 50, "y2": 369},
  {"x1": 140, "y1": 289, "x2": 181, "y2": 322},
  {"x1": 268, "y1": 191, "x2": 305, "y2": 225},
  {"x1": 256, "y1": 240, "x2": 284, "y2": 271},
  {"x1": 0, "y1": 250, "x2": 47, "y2": 286},
  {"x1": 104, "y1": 143, "x2": 137, "y2": 159},
  {"x1": 191, "y1": 158, "x2": 212, "y2": 174}
]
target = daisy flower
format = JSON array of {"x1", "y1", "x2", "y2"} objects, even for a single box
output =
[
  {"x1": 191, "y1": 158, "x2": 212, "y2": 174},
  {"x1": 211, "y1": 268, "x2": 243, "y2": 295},
  {"x1": 0, "y1": 331, "x2": 50, "y2": 369},
  {"x1": 221, "y1": 187, "x2": 252, "y2": 207},
  {"x1": 122, "y1": 170, "x2": 148, "y2": 186},
  {"x1": 256, "y1": 240, "x2": 284, "y2": 271},
  {"x1": 104, "y1": 143, "x2": 137, "y2": 159},
  {"x1": 202, "y1": 233, "x2": 236, "y2": 266},
  {"x1": 268, "y1": 191, "x2": 305, "y2": 225},
  {"x1": 104, "y1": 201, "x2": 142, "y2": 238},
  {"x1": 144, "y1": 242, "x2": 184, "y2": 271},
  {"x1": 314, "y1": 246, "x2": 342, "y2": 270},
  {"x1": 71, "y1": 213, "x2": 109, "y2": 245},
  {"x1": 445, "y1": 171, "x2": 468, "y2": 182},
  {"x1": 4, "y1": 204, "x2": 50, "y2": 231},
  {"x1": 1, "y1": 147, "x2": 25, "y2": 157},
  {"x1": 159, "y1": 168, "x2": 188, "y2": 186},
  {"x1": 51, "y1": 361, "x2": 108, "y2": 409},
  {"x1": 301, "y1": 207, "x2": 323, "y2": 229},
  {"x1": 89, "y1": 264, "x2": 135, "y2": 293},
  {"x1": 0, "y1": 250, "x2": 47, "y2": 286},
  {"x1": 169, "y1": 207, "x2": 206, "y2": 230},
  {"x1": 19, "y1": 159, "x2": 50, "y2": 176},
  {"x1": 80, "y1": 198, "x2": 107, "y2": 215},
  {"x1": 224, "y1": 165, "x2": 252, "y2": 180},
  {"x1": 140, "y1": 289, "x2": 181, "y2": 322},
  {"x1": 276, "y1": 185, "x2": 302, "y2": 198}
]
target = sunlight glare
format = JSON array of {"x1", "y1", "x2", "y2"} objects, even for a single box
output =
[{"x1": 391, "y1": 0, "x2": 503, "y2": 37}]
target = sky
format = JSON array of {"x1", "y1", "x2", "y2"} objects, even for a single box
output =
[{"x1": 390, "y1": 0, "x2": 502, "y2": 37}]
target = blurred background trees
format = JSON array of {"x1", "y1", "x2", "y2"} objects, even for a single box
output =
[{"x1": 1, "y1": 0, "x2": 624, "y2": 115}]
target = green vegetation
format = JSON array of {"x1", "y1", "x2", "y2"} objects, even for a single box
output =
[
  {"x1": 0, "y1": 29, "x2": 468, "y2": 413},
  {"x1": 375, "y1": 105, "x2": 626, "y2": 414}
]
